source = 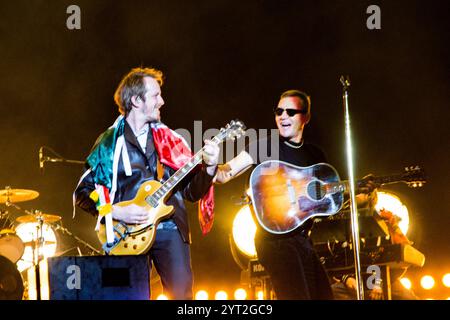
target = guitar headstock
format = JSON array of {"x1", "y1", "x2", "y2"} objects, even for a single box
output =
[
  {"x1": 402, "y1": 165, "x2": 426, "y2": 188},
  {"x1": 216, "y1": 120, "x2": 246, "y2": 142}
]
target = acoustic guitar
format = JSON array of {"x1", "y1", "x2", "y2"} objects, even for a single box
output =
[{"x1": 249, "y1": 161, "x2": 425, "y2": 234}]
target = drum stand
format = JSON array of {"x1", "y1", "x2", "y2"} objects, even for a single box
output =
[
  {"x1": 5, "y1": 200, "x2": 48, "y2": 300},
  {"x1": 32, "y1": 215, "x2": 45, "y2": 300}
]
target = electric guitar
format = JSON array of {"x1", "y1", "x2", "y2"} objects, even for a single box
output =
[
  {"x1": 98, "y1": 120, "x2": 246, "y2": 255},
  {"x1": 249, "y1": 161, "x2": 425, "y2": 234}
]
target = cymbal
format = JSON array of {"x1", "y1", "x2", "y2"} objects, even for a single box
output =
[
  {"x1": 16, "y1": 214, "x2": 61, "y2": 224},
  {"x1": 0, "y1": 188, "x2": 39, "y2": 204}
]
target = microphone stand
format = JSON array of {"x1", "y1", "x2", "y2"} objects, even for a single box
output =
[
  {"x1": 39, "y1": 146, "x2": 85, "y2": 170},
  {"x1": 43, "y1": 157, "x2": 84, "y2": 165},
  {"x1": 340, "y1": 75, "x2": 364, "y2": 300}
]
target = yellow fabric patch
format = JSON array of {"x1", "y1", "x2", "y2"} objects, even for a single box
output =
[
  {"x1": 89, "y1": 190, "x2": 100, "y2": 202},
  {"x1": 98, "y1": 204, "x2": 112, "y2": 217}
]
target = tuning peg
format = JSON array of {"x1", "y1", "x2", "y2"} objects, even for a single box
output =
[{"x1": 405, "y1": 167, "x2": 409, "y2": 171}]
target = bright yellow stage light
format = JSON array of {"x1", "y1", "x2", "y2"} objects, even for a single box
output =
[
  {"x1": 442, "y1": 273, "x2": 450, "y2": 288},
  {"x1": 16, "y1": 222, "x2": 57, "y2": 272},
  {"x1": 232, "y1": 205, "x2": 257, "y2": 258},
  {"x1": 195, "y1": 290, "x2": 209, "y2": 300},
  {"x1": 375, "y1": 191, "x2": 410, "y2": 235},
  {"x1": 156, "y1": 294, "x2": 168, "y2": 300},
  {"x1": 215, "y1": 290, "x2": 228, "y2": 300},
  {"x1": 400, "y1": 277, "x2": 412, "y2": 290},
  {"x1": 420, "y1": 275, "x2": 435, "y2": 290},
  {"x1": 256, "y1": 290, "x2": 264, "y2": 300},
  {"x1": 234, "y1": 288, "x2": 247, "y2": 300},
  {"x1": 26, "y1": 259, "x2": 49, "y2": 300}
]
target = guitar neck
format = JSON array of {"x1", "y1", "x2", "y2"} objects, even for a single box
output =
[
  {"x1": 141, "y1": 120, "x2": 245, "y2": 207},
  {"x1": 147, "y1": 135, "x2": 222, "y2": 204},
  {"x1": 325, "y1": 174, "x2": 409, "y2": 193},
  {"x1": 150, "y1": 150, "x2": 204, "y2": 203}
]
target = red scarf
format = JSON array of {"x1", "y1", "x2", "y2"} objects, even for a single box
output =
[{"x1": 151, "y1": 123, "x2": 214, "y2": 235}]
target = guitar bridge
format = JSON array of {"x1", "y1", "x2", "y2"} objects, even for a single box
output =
[{"x1": 102, "y1": 222, "x2": 156, "y2": 254}]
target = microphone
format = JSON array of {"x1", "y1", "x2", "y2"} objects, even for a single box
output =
[{"x1": 39, "y1": 147, "x2": 45, "y2": 172}]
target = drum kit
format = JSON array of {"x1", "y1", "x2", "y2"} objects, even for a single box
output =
[{"x1": 0, "y1": 186, "x2": 99, "y2": 300}]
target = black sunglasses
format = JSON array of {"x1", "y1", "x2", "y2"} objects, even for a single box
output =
[{"x1": 274, "y1": 107, "x2": 308, "y2": 117}]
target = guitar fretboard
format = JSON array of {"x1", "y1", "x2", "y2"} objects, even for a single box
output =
[
  {"x1": 325, "y1": 172, "x2": 422, "y2": 194},
  {"x1": 144, "y1": 136, "x2": 221, "y2": 207}
]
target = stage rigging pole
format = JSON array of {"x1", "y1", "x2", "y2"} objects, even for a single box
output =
[{"x1": 340, "y1": 75, "x2": 364, "y2": 300}]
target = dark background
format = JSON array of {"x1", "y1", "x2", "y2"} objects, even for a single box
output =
[{"x1": 0, "y1": 0, "x2": 449, "y2": 296}]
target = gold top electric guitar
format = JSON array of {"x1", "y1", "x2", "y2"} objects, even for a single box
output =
[{"x1": 98, "y1": 120, "x2": 245, "y2": 255}]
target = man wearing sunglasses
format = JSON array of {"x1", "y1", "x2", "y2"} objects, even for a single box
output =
[{"x1": 215, "y1": 89, "x2": 334, "y2": 299}]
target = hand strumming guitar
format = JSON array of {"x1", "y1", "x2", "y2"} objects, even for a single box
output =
[{"x1": 112, "y1": 203, "x2": 155, "y2": 225}]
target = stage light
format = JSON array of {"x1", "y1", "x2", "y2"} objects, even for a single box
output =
[
  {"x1": 256, "y1": 290, "x2": 264, "y2": 300},
  {"x1": 156, "y1": 294, "x2": 168, "y2": 300},
  {"x1": 421, "y1": 275, "x2": 435, "y2": 290},
  {"x1": 215, "y1": 290, "x2": 228, "y2": 300},
  {"x1": 26, "y1": 259, "x2": 49, "y2": 300},
  {"x1": 375, "y1": 191, "x2": 410, "y2": 235},
  {"x1": 400, "y1": 277, "x2": 412, "y2": 290},
  {"x1": 232, "y1": 205, "x2": 257, "y2": 258},
  {"x1": 195, "y1": 290, "x2": 209, "y2": 300},
  {"x1": 16, "y1": 222, "x2": 58, "y2": 272},
  {"x1": 442, "y1": 273, "x2": 450, "y2": 287},
  {"x1": 234, "y1": 288, "x2": 247, "y2": 300}
]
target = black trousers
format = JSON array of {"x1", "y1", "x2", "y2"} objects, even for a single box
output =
[
  {"x1": 150, "y1": 225, "x2": 193, "y2": 300},
  {"x1": 255, "y1": 231, "x2": 333, "y2": 300}
]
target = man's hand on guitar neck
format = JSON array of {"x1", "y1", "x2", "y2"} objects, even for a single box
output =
[
  {"x1": 357, "y1": 174, "x2": 377, "y2": 194},
  {"x1": 203, "y1": 139, "x2": 220, "y2": 176},
  {"x1": 355, "y1": 174, "x2": 377, "y2": 208},
  {"x1": 112, "y1": 204, "x2": 154, "y2": 225}
]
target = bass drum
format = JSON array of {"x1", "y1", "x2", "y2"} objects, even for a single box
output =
[
  {"x1": 0, "y1": 255, "x2": 24, "y2": 300},
  {"x1": 0, "y1": 214, "x2": 25, "y2": 264}
]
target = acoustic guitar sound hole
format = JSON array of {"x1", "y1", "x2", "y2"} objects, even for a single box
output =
[{"x1": 306, "y1": 180, "x2": 325, "y2": 200}]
